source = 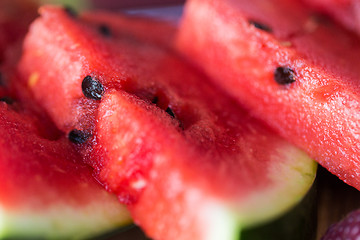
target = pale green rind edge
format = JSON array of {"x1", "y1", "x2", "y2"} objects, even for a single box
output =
[
  {"x1": 0, "y1": 199, "x2": 132, "y2": 239},
  {"x1": 198, "y1": 200, "x2": 241, "y2": 240},
  {"x1": 34, "y1": 0, "x2": 90, "y2": 10},
  {"x1": 235, "y1": 146, "x2": 317, "y2": 229},
  {"x1": 197, "y1": 146, "x2": 316, "y2": 240}
]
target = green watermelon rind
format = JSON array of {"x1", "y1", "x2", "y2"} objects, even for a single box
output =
[
  {"x1": 235, "y1": 145, "x2": 317, "y2": 227},
  {"x1": 191, "y1": 146, "x2": 316, "y2": 240},
  {"x1": 0, "y1": 200, "x2": 132, "y2": 239},
  {"x1": 33, "y1": 0, "x2": 90, "y2": 10},
  {"x1": 0, "y1": 1, "x2": 132, "y2": 239}
]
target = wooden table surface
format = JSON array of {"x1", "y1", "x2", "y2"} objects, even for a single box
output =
[{"x1": 316, "y1": 166, "x2": 360, "y2": 239}]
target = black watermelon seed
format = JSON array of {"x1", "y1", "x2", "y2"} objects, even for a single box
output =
[
  {"x1": 68, "y1": 129, "x2": 90, "y2": 144},
  {"x1": 152, "y1": 96, "x2": 159, "y2": 104},
  {"x1": 165, "y1": 107, "x2": 175, "y2": 118},
  {"x1": 249, "y1": 20, "x2": 272, "y2": 32},
  {"x1": 274, "y1": 66, "x2": 296, "y2": 85},
  {"x1": 64, "y1": 6, "x2": 77, "y2": 17},
  {"x1": 0, "y1": 97, "x2": 14, "y2": 104},
  {"x1": 99, "y1": 24, "x2": 111, "y2": 37},
  {"x1": 82, "y1": 75, "x2": 105, "y2": 100}
]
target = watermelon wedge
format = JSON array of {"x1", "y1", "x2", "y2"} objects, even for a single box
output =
[
  {"x1": 17, "y1": 6, "x2": 316, "y2": 240},
  {"x1": 0, "y1": 2, "x2": 132, "y2": 238},
  {"x1": 0, "y1": 87, "x2": 131, "y2": 239},
  {"x1": 177, "y1": 0, "x2": 360, "y2": 190}
]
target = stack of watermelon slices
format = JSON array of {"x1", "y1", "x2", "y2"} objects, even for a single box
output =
[
  {"x1": 0, "y1": 92, "x2": 131, "y2": 239},
  {"x1": 11, "y1": 3, "x2": 317, "y2": 240},
  {"x1": 6, "y1": 0, "x2": 360, "y2": 239},
  {"x1": 0, "y1": 1, "x2": 132, "y2": 239}
]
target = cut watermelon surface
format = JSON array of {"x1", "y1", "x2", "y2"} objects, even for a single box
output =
[
  {"x1": 0, "y1": 2, "x2": 132, "y2": 238},
  {"x1": 16, "y1": 6, "x2": 178, "y2": 134},
  {"x1": 17, "y1": 6, "x2": 316, "y2": 240},
  {"x1": 0, "y1": 90, "x2": 131, "y2": 239},
  {"x1": 177, "y1": 0, "x2": 360, "y2": 190}
]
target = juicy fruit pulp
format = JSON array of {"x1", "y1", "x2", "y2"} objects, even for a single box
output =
[
  {"x1": 0, "y1": 94, "x2": 131, "y2": 239},
  {"x1": 0, "y1": 2, "x2": 131, "y2": 238},
  {"x1": 17, "y1": 6, "x2": 316, "y2": 240},
  {"x1": 177, "y1": 0, "x2": 360, "y2": 190}
]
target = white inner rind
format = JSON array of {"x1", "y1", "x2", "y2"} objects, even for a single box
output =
[{"x1": 198, "y1": 200, "x2": 240, "y2": 240}]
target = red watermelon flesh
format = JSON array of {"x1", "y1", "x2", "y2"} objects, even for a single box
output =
[
  {"x1": 0, "y1": 4, "x2": 131, "y2": 238},
  {"x1": 17, "y1": 6, "x2": 178, "y2": 135},
  {"x1": 0, "y1": 1, "x2": 78, "y2": 141},
  {"x1": 17, "y1": 6, "x2": 316, "y2": 240},
  {"x1": 177, "y1": 0, "x2": 360, "y2": 190},
  {"x1": 0, "y1": 0, "x2": 38, "y2": 91},
  {"x1": 0, "y1": 0, "x2": 38, "y2": 65},
  {"x1": 0, "y1": 91, "x2": 131, "y2": 238}
]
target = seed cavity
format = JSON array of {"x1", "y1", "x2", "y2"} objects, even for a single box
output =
[
  {"x1": 165, "y1": 107, "x2": 175, "y2": 118},
  {"x1": 82, "y1": 75, "x2": 105, "y2": 100},
  {"x1": 68, "y1": 129, "x2": 91, "y2": 144},
  {"x1": 99, "y1": 24, "x2": 111, "y2": 37},
  {"x1": 151, "y1": 96, "x2": 159, "y2": 104},
  {"x1": 249, "y1": 20, "x2": 272, "y2": 32},
  {"x1": 0, "y1": 97, "x2": 14, "y2": 104},
  {"x1": 64, "y1": 6, "x2": 77, "y2": 17},
  {"x1": 274, "y1": 66, "x2": 296, "y2": 85}
]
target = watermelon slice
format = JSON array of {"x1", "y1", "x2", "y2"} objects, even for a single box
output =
[
  {"x1": 177, "y1": 0, "x2": 360, "y2": 190},
  {"x1": 0, "y1": 2, "x2": 132, "y2": 238},
  {"x1": 0, "y1": 86, "x2": 132, "y2": 238},
  {"x1": 17, "y1": 6, "x2": 316, "y2": 240}
]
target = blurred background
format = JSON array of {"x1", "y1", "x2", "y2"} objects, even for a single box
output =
[{"x1": 36, "y1": 0, "x2": 185, "y2": 10}]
